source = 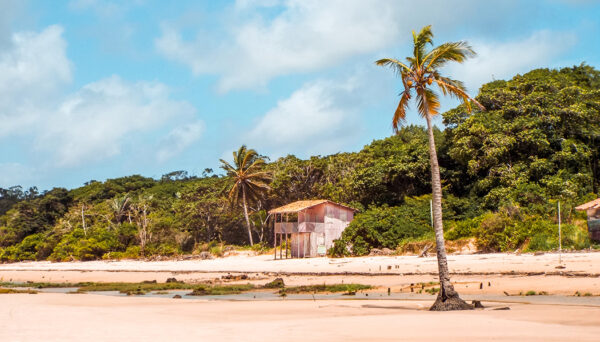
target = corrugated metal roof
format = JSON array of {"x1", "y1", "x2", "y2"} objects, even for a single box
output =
[
  {"x1": 575, "y1": 198, "x2": 600, "y2": 211},
  {"x1": 269, "y1": 200, "x2": 357, "y2": 214}
]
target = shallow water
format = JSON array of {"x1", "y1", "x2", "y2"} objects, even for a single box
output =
[{"x1": 30, "y1": 287, "x2": 600, "y2": 306}]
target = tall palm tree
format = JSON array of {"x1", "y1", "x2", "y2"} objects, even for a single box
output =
[
  {"x1": 220, "y1": 145, "x2": 271, "y2": 246},
  {"x1": 376, "y1": 25, "x2": 484, "y2": 311}
]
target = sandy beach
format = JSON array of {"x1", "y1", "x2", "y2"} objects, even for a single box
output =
[{"x1": 2, "y1": 252, "x2": 600, "y2": 341}]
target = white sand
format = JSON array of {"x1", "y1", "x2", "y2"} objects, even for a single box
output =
[
  {"x1": 1, "y1": 251, "x2": 598, "y2": 274},
  {"x1": 1, "y1": 292, "x2": 600, "y2": 342}
]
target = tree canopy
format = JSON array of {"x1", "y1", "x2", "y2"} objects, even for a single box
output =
[{"x1": 0, "y1": 65, "x2": 598, "y2": 262}]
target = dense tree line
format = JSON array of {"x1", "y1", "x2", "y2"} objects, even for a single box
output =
[{"x1": 0, "y1": 65, "x2": 599, "y2": 262}]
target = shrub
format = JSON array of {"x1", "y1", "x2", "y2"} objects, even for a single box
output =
[
  {"x1": 445, "y1": 216, "x2": 483, "y2": 240},
  {"x1": 50, "y1": 228, "x2": 119, "y2": 261},
  {"x1": 330, "y1": 196, "x2": 434, "y2": 256},
  {"x1": 0, "y1": 233, "x2": 56, "y2": 262}
]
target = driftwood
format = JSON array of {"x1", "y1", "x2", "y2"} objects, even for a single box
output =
[{"x1": 419, "y1": 244, "x2": 433, "y2": 258}]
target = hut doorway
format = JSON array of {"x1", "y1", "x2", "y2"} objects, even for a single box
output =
[{"x1": 291, "y1": 233, "x2": 310, "y2": 258}]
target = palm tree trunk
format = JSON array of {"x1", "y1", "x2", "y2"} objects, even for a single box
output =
[
  {"x1": 242, "y1": 187, "x2": 254, "y2": 246},
  {"x1": 424, "y1": 113, "x2": 472, "y2": 311}
]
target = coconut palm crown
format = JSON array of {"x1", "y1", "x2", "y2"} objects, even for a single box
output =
[
  {"x1": 220, "y1": 145, "x2": 271, "y2": 245},
  {"x1": 376, "y1": 25, "x2": 484, "y2": 129},
  {"x1": 376, "y1": 25, "x2": 484, "y2": 311}
]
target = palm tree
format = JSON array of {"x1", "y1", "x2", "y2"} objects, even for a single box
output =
[
  {"x1": 376, "y1": 25, "x2": 484, "y2": 311},
  {"x1": 220, "y1": 145, "x2": 271, "y2": 246}
]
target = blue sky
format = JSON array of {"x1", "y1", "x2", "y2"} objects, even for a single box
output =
[{"x1": 0, "y1": 0, "x2": 599, "y2": 190}]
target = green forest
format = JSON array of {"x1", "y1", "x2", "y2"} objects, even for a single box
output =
[{"x1": 1, "y1": 65, "x2": 599, "y2": 262}]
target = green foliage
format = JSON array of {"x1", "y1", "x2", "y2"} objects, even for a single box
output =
[
  {"x1": 445, "y1": 216, "x2": 483, "y2": 241},
  {"x1": 188, "y1": 284, "x2": 255, "y2": 296},
  {"x1": 470, "y1": 207, "x2": 590, "y2": 252},
  {"x1": 279, "y1": 283, "x2": 371, "y2": 294},
  {"x1": 50, "y1": 228, "x2": 119, "y2": 261},
  {"x1": 0, "y1": 65, "x2": 598, "y2": 261},
  {"x1": 444, "y1": 64, "x2": 600, "y2": 209},
  {"x1": 0, "y1": 288, "x2": 38, "y2": 294},
  {"x1": 331, "y1": 196, "x2": 435, "y2": 256}
]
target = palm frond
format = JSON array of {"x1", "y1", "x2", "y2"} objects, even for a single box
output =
[
  {"x1": 220, "y1": 145, "x2": 272, "y2": 206},
  {"x1": 424, "y1": 41, "x2": 475, "y2": 69},
  {"x1": 392, "y1": 90, "x2": 411, "y2": 132},
  {"x1": 435, "y1": 76, "x2": 484, "y2": 111},
  {"x1": 413, "y1": 25, "x2": 433, "y2": 66},
  {"x1": 374, "y1": 58, "x2": 411, "y2": 76},
  {"x1": 219, "y1": 159, "x2": 237, "y2": 175},
  {"x1": 416, "y1": 88, "x2": 440, "y2": 117}
]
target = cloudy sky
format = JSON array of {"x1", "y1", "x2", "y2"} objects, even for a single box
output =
[{"x1": 1, "y1": 0, "x2": 599, "y2": 190}]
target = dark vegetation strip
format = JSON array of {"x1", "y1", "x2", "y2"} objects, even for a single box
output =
[
  {"x1": 0, "y1": 287, "x2": 38, "y2": 294},
  {"x1": 279, "y1": 284, "x2": 371, "y2": 294},
  {"x1": 0, "y1": 281, "x2": 372, "y2": 296}
]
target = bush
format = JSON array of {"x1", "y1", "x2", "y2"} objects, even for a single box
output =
[
  {"x1": 102, "y1": 246, "x2": 141, "y2": 260},
  {"x1": 50, "y1": 228, "x2": 119, "y2": 261},
  {"x1": 0, "y1": 233, "x2": 56, "y2": 262},
  {"x1": 445, "y1": 216, "x2": 483, "y2": 240},
  {"x1": 471, "y1": 206, "x2": 591, "y2": 252},
  {"x1": 330, "y1": 196, "x2": 434, "y2": 256}
]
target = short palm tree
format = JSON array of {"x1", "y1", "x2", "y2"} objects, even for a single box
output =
[
  {"x1": 376, "y1": 25, "x2": 484, "y2": 311},
  {"x1": 220, "y1": 145, "x2": 271, "y2": 246}
]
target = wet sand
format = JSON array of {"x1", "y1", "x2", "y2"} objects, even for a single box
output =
[{"x1": 1, "y1": 292, "x2": 600, "y2": 341}]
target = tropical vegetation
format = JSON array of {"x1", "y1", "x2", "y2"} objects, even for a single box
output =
[{"x1": 0, "y1": 64, "x2": 598, "y2": 265}]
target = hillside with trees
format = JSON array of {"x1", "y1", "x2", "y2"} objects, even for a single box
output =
[{"x1": 0, "y1": 65, "x2": 599, "y2": 262}]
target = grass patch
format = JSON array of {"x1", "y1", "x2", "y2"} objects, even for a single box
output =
[
  {"x1": 188, "y1": 284, "x2": 255, "y2": 296},
  {"x1": 77, "y1": 282, "x2": 197, "y2": 294},
  {"x1": 522, "y1": 290, "x2": 548, "y2": 296},
  {"x1": 279, "y1": 284, "x2": 371, "y2": 295},
  {"x1": 424, "y1": 287, "x2": 440, "y2": 295},
  {"x1": 1, "y1": 281, "x2": 196, "y2": 295},
  {"x1": 0, "y1": 287, "x2": 37, "y2": 294},
  {"x1": 0, "y1": 281, "x2": 81, "y2": 288},
  {"x1": 0, "y1": 281, "x2": 258, "y2": 296}
]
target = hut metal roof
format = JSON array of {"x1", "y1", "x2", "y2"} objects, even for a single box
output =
[
  {"x1": 575, "y1": 198, "x2": 600, "y2": 211},
  {"x1": 269, "y1": 200, "x2": 357, "y2": 214}
]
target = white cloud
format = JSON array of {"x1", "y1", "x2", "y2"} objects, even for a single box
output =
[
  {"x1": 0, "y1": 25, "x2": 72, "y2": 137},
  {"x1": 156, "y1": 0, "x2": 408, "y2": 92},
  {"x1": 156, "y1": 121, "x2": 204, "y2": 162},
  {"x1": 35, "y1": 76, "x2": 197, "y2": 167},
  {"x1": 155, "y1": 0, "x2": 546, "y2": 93},
  {"x1": 0, "y1": 24, "x2": 201, "y2": 169},
  {"x1": 244, "y1": 76, "x2": 365, "y2": 157},
  {"x1": 444, "y1": 30, "x2": 577, "y2": 94}
]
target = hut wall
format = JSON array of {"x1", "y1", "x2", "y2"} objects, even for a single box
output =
[
  {"x1": 290, "y1": 233, "x2": 311, "y2": 258},
  {"x1": 587, "y1": 208, "x2": 600, "y2": 241},
  {"x1": 323, "y1": 204, "x2": 353, "y2": 250}
]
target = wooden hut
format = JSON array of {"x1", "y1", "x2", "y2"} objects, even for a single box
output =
[
  {"x1": 575, "y1": 198, "x2": 600, "y2": 241},
  {"x1": 270, "y1": 200, "x2": 357, "y2": 258}
]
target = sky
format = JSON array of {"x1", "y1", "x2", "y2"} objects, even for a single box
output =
[{"x1": 0, "y1": 0, "x2": 599, "y2": 191}]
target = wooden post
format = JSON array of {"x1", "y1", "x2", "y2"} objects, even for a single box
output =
[
  {"x1": 273, "y1": 214, "x2": 277, "y2": 260},
  {"x1": 558, "y1": 201, "x2": 562, "y2": 265}
]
